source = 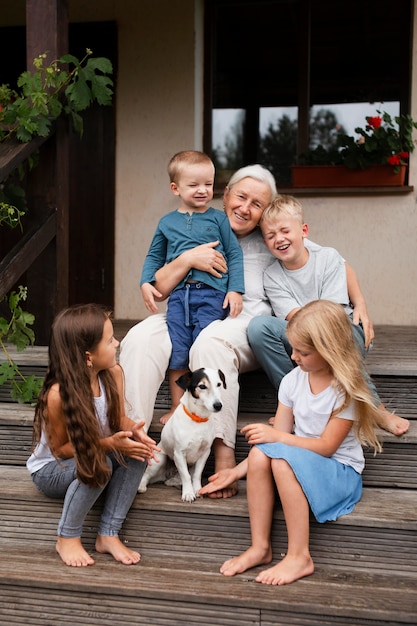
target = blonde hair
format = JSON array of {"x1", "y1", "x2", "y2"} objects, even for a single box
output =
[
  {"x1": 261, "y1": 194, "x2": 304, "y2": 225},
  {"x1": 167, "y1": 150, "x2": 214, "y2": 184},
  {"x1": 286, "y1": 300, "x2": 382, "y2": 453}
]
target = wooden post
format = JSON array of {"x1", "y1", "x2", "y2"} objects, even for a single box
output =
[{"x1": 25, "y1": 0, "x2": 69, "y2": 342}]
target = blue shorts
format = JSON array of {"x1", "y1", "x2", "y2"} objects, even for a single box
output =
[
  {"x1": 256, "y1": 442, "x2": 362, "y2": 523},
  {"x1": 167, "y1": 283, "x2": 227, "y2": 370}
]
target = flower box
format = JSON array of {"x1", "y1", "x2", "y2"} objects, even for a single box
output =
[{"x1": 291, "y1": 164, "x2": 406, "y2": 188}]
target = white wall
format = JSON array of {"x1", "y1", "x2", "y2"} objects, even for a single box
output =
[
  {"x1": 4, "y1": 1, "x2": 417, "y2": 324},
  {"x1": 113, "y1": 0, "x2": 198, "y2": 319}
]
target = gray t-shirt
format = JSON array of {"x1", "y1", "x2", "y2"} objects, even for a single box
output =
[{"x1": 264, "y1": 244, "x2": 352, "y2": 319}]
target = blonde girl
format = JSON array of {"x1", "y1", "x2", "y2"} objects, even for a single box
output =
[
  {"x1": 214, "y1": 299, "x2": 382, "y2": 585},
  {"x1": 27, "y1": 303, "x2": 159, "y2": 567}
]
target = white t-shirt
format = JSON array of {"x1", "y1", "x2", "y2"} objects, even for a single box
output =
[
  {"x1": 278, "y1": 367, "x2": 364, "y2": 473},
  {"x1": 239, "y1": 229, "x2": 275, "y2": 318}
]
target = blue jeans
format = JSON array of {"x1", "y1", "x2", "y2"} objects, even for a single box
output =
[
  {"x1": 247, "y1": 315, "x2": 380, "y2": 405},
  {"x1": 167, "y1": 283, "x2": 227, "y2": 369},
  {"x1": 31, "y1": 454, "x2": 146, "y2": 538}
]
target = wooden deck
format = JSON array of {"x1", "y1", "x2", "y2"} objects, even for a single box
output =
[{"x1": 0, "y1": 323, "x2": 416, "y2": 625}]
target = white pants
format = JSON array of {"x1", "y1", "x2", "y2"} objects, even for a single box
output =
[{"x1": 119, "y1": 313, "x2": 260, "y2": 449}]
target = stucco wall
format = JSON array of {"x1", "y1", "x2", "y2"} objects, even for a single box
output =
[
  {"x1": 113, "y1": 0, "x2": 198, "y2": 320},
  {"x1": 3, "y1": 1, "x2": 417, "y2": 324},
  {"x1": 110, "y1": 0, "x2": 417, "y2": 325}
]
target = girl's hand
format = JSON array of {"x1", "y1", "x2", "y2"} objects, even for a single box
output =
[
  {"x1": 241, "y1": 423, "x2": 282, "y2": 445},
  {"x1": 199, "y1": 468, "x2": 238, "y2": 495},
  {"x1": 110, "y1": 430, "x2": 160, "y2": 463},
  {"x1": 223, "y1": 291, "x2": 243, "y2": 317},
  {"x1": 141, "y1": 282, "x2": 163, "y2": 313}
]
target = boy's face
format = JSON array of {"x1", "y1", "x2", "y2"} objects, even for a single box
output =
[
  {"x1": 261, "y1": 213, "x2": 309, "y2": 269},
  {"x1": 170, "y1": 163, "x2": 214, "y2": 211}
]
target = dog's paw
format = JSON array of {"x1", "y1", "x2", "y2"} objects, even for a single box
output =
[
  {"x1": 165, "y1": 473, "x2": 182, "y2": 489},
  {"x1": 181, "y1": 491, "x2": 197, "y2": 503},
  {"x1": 137, "y1": 482, "x2": 148, "y2": 494}
]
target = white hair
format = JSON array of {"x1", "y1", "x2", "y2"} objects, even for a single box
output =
[{"x1": 227, "y1": 164, "x2": 277, "y2": 200}]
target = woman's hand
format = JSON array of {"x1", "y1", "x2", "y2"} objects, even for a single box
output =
[
  {"x1": 181, "y1": 241, "x2": 227, "y2": 277},
  {"x1": 141, "y1": 282, "x2": 163, "y2": 314}
]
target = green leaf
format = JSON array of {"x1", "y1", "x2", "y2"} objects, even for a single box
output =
[
  {"x1": 13, "y1": 374, "x2": 43, "y2": 404},
  {"x1": 65, "y1": 76, "x2": 92, "y2": 111},
  {"x1": 0, "y1": 362, "x2": 16, "y2": 385},
  {"x1": 85, "y1": 56, "x2": 113, "y2": 75}
]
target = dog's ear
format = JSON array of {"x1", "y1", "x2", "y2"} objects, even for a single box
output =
[
  {"x1": 176, "y1": 370, "x2": 192, "y2": 391},
  {"x1": 218, "y1": 369, "x2": 227, "y2": 389}
]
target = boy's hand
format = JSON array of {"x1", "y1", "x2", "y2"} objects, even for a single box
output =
[
  {"x1": 352, "y1": 302, "x2": 375, "y2": 349},
  {"x1": 141, "y1": 282, "x2": 163, "y2": 314},
  {"x1": 223, "y1": 291, "x2": 243, "y2": 317}
]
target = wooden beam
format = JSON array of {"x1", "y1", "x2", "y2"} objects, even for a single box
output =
[
  {"x1": 25, "y1": 0, "x2": 70, "y2": 330},
  {"x1": 0, "y1": 135, "x2": 51, "y2": 182},
  {"x1": 26, "y1": 0, "x2": 68, "y2": 67},
  {"x1": 0, "y1": 210, "x2": 56, "y2": 299}
]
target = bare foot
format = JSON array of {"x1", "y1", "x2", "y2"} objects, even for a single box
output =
[
  {"x1": 160, "y1": 409, "x2": 175, "y2": 425},
  {"x1": 95, "y1": 535, "x2": 141, "y2": 565},
  {"x1": 256, "y1": 553, "x2": 314, "y2": 586},
  {"x1": 220, "y1": 545, "x2": 272, "y2": 577},
  {"x1": 207, "y1": 482, "x2": 238, "y2": 499},
  {"x1": 56, "y1": 536, "x2": 94, "y2": 567},
  {"x1": 378, "y1": 409, "x2": 409, "y2": 436},
  {"x1": 207, "y1": 440, "x2": 239, "y2": 499}
]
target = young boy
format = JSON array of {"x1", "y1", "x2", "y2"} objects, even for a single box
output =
[
  {"x1": 247, "y1": 194, "x2": 409, "y2": 435},
  {"x1": 140, "y1": 150, "x2": 244, "y2": 423}
]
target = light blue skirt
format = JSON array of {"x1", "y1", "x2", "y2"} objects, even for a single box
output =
[{"x1": 256, "y1": 443, "x2": 362, "y2": 523}]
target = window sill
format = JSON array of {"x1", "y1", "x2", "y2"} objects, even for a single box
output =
[{"x1": 278, "y1": 185, "x2": 414, "y2": 196}]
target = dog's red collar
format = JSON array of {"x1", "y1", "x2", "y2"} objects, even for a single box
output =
[{"x1": 182, "y1": 405, "x2": 209, "y2": 423}]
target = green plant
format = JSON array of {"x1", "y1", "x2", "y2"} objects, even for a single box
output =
[
  {"x1": 0, "y1": 203, "x2": 25, "y2": 230},
  {"x1": 0, "y1": 287, "x2": 42, "y2": 403},
  {"x1": 0, "y1": 49, "x2": 113, "y2": 215},
  {"x1": 300, "y1": 110, "x2": 417, "y2": 172},
  {"x1": 0, "y1": 48, "x2": 113, "y2": 142},
  {"x1": 0, "y1": 49, "x2": 114, "y2": 403}
]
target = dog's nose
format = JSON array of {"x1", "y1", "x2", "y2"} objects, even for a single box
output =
[{"x1": 213, "y1": 402, "x2": 222, "y2": 412}]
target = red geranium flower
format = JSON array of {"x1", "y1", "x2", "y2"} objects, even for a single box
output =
[
  {"x1": 387, "y1": 155, "x2": 401, "y2": 166},
  {"x1": 399, "y1": 151, "x2": 409, "y2": 160},
  {"x1": 367, "y1": 116, "x2": 382, "y2": 129}
]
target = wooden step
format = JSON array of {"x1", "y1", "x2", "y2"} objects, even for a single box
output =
[
  {"x1": 0, "y1": 464, "x2": 416, "y2": 625},
  {"x1": 1, "y1": 466, "x2": 416, "y2": 576},
  {"x1": 0, "y1": 543, "x2": 416, "y2": 626},
  {"x1": 2, "y1": 403, "x2": 417, "y2": 489}
]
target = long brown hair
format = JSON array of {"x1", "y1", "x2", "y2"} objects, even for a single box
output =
[
  {"x1": 286, "y1": 300, "x2": 382, "y2": 453},
  {"x1": 32, "y1": 303, "x2": 121, "y2": 487}
]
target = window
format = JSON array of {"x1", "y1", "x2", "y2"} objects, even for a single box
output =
[{"x1": 205, "y1": 0, "x2": 413, "y2": 186}]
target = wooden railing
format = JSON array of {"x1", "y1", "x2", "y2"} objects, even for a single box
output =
[{"x1": 0, "y1": 134, "x2": 56, "y2": 298}]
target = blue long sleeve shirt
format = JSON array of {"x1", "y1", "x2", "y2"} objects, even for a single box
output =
[{"x1": 140, "y1": 207, "x2": 245, "y2": 294}]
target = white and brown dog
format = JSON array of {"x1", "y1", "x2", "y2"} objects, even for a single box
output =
[{"x1": 138, "y1": 367, "x2": 226, "y2": 502}]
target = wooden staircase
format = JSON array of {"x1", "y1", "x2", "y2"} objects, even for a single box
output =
[{"x1": 0, "y1": 324, "x2": 416, "y2": 625}]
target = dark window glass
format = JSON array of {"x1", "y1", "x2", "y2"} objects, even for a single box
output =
[{"x1": 205, "y1": 0, "x2": 412, "y2": 186}]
